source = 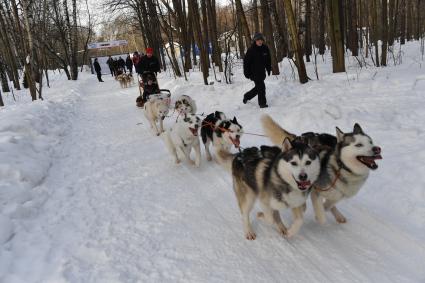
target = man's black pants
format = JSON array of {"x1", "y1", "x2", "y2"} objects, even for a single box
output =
[{"x1": 244, "y1": 79, "x2": 267, "y2": 106}]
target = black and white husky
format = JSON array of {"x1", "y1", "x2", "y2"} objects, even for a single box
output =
[
  {"x1": 162, "y1": 114, "x2": 202, "y2": 167},
  {"x1": 217, "y1": 139, "x2": 320, "y2": 240},
  {"x1": 261, "y1": 115, "x2": 382, "y2": 225},
  {"x1": 174, "y1": 95, "x2": 197, "y2": 115},
  {"x1": 201, "y1": 111, "x2": 243, "y2": 161}
]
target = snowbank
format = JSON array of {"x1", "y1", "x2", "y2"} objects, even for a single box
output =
[{"x1": 0, "y1": 75, "x2": 84, "y2": 249}]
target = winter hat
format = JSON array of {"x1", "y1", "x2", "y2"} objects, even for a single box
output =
[
  {"x1": 252, "y1": 32, "x2": 265, "y2": 42},
  {"x1": 146, "y1": 47, "x2": 154, "y2": 55}
]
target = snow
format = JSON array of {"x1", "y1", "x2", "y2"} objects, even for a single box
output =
[{"x1": 1, "y1": 42, "x2": 425, "y2": 282}]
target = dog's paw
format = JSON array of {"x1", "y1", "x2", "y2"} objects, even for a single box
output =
[
  {"x1": 315, "y1": 215, "x2": 327, "y2": 225},
  {"x1": 286, "y1": 228, "x2": 297, "y2": 239},
  {"x1": 256, "y1": 212, "x2": 264, "y2": 218},
  {"x1": 206, "y1": 156, "x2": 212, "y2": 162},
  {"x1": 277, "y1": 226, "x2": 288, "y2": 237},
  {"x1": 175, "y1": 159, "x2": 181, "y2": 164},
  {"x1": 335, "y1": 215, "x2": 347, "y2": 224},
  {"x1": 245, "y1": 231, "x2": 256, "y2": 240}
]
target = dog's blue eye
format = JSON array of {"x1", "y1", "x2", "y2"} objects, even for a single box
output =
[
  {"x1": 291, "y1": 162, "x2": 297, "y2": 166},
  {"x1": 355, "y1": 143, "x2": 363, "y2": 147},
  {"x1": 306, "y1": 161, "x2": 311, "y2": 165}
]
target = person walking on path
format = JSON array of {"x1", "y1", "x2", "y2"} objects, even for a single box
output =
[
  {"x1": 242, "y1": 33, "x2": 271, "y2": 108},
  {"x1": 126, "y1": 54, "x2": 133, "y2": 74},
  {"x1": 93, "y1": 58, "x2": 104, "y2": 82},
  {"x1": 118, "y1": 57, "x2": 126, "y2": 73},
  {"x1": 106, "y1": 56, "x2": 115, "y2": 77}
]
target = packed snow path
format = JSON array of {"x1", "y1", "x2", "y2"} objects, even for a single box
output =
[{"x1": 3, "y1": 69, "x2": 425, "y2": 282}]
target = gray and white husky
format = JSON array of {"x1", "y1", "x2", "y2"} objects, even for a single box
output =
[
  {"x1": 162, "y1": 114, "x2": 202, "y2": 167},
  {"x1": 217, "y1": 139, "x2": 320, "y2": 240},
  {"x1": 261, "y1": 115, "x2": 382, "y2": 225}
]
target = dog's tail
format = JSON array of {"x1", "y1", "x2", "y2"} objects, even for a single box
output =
[
  {"x1": 261, "y1": 114, "x2": 296, "y2": 146},
  {"x1": 216, "y1": 149, "x2": 235, "y2": 172}
]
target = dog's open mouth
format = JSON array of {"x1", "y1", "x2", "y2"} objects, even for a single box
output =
[
  {"x1": 230, "y1": 136, "x2": 240, "y2": 148},
  {"x1": 189, "y1": 127, "x2": 198, "y2": 136},
  {"x1": 296, "y1": 180, "x2": 311, "y2": 191},
  {"x1": 357, "y1": 155, "x2": 382, "y2": 170}
]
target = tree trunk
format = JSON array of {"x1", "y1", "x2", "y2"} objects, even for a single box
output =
[
  {"x1": 70, "y1": 0, "x2": 78, "y2": 80},
  {"x1": 400, "y1": 0, "x2": 406, "y2": 44},
  {"x1": 305, "y1": 0, "x2": 312, "y2": 62},
  {"x1": 188, "y1": 0, "x2": 209, "y2": 84},
  {"x1": 327, "y1": 0, "x2": 346, "y2": 73},
  {"x1": 21, "y1": 0, "x2": 37, "y2": 100},
  {"x1": 318, "y1": 0, "x2": 326, "y2": 55},
  {"x1": 381, "y1": 0, "x2": 388, "y2": 66},
  {"x1": 283, "y1": 0, "x2": 308, "y2": 83},
  {"x1": 235, "y1": 0, "x2": 252, "y2": 49},
  {"x1": 372, "y1": 0, "x2": 380, "y2": 66},
  {"x1": 200, "y1": 0, "x2": 211, "y2": 69},
  {"x1": 0, "y1": 62, "x2": 10, "y2": 92},
  {"x1": 260, "y1": 0, "x2": 279, "y2": 74},
  {"x1": 388, "y1": 0, "x2": 395, "y2": 45},
  {"x1": 206, "y1": 0, "x2": 223, "y2": 72},
  {"x1": 252, "y1": 0, "x2": 260, "y2": 32},
  {"x1": 0, "y1": 88, "x2": 4, "y2": 107},
  {"x1": 347, "y1": 0, "x2": 359, "y2": 56},
  {"x1": 270, "y1": 0, "x2": 287, "y2": 61}
]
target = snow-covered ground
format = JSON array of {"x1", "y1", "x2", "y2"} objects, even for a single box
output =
[{"x1": 1, "y1": 43, "x2": 425, "y2": 282}]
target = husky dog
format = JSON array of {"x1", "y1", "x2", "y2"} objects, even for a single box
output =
[
  {"x1": 174, "y1": 95, "x2": 197, "y2": 115},
  {"x1": 144, "y1": 97, "x2": 169, "y2": 136},
  {"x1": 162, "y1": 114, "x2": 202, "y2": 167},
  {"x1": 217, "y1": 139, "x2": 320, "y2": 240},
  {"x1": 261, "y1": 115, "x2": 382, "y2": 225},
  {"x1": 201, "y1": 111, "x2": 243, "y2": 161},
  {"x1": 117, "y1": 74, "x2": 131, "y2": 88}
]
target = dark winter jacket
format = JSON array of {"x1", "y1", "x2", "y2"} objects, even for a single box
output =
[
  {"x1": 118, "y1": 58, "x2": 125, "y2": 69},
  {"x1": 126, "y1": 56, "x2": 133, "y2": 69},
  {"x1": 106, "y1": 57, "x2": 114, "y2": 68},
  {"x1": 243, "y1": 43, "x2": 271, "y2": 81},
  {"x1": 93, "y1": 61, "x2": 101, "y2": 73},
  {"x1": 139, "y1": 55, "x2": 160, "y2": 74}
]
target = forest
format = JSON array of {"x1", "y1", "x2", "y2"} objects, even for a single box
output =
[{"x1": 0, "y1": 0, "x2": 424, "y2": 105}]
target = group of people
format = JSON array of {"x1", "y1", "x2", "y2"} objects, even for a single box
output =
[
  {"x1": 106, "y1": 55, "x2": 134, "y2": 77},
  {"x1": 92, "y1": 47, "x2": 160, "y2": 83},
  {"x1": 94, "y1": 36, "x2": 270, "y2": 108}
]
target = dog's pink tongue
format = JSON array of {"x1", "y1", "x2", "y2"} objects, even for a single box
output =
[
  {"x1": 298, "y1": 181, "x2": 311, "y2": 189},
  {"x1": 233, "y1": 137, "x2": 240, "y2": 148}
]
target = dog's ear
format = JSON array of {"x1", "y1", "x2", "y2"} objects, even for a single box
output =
[
  {"x1": 232, "y1": 117, "x2": 238, "y2": 124},
  {"x1": 336, "y1": 127, "x2": 344, "y2": 142},
  {"x1": 282, "y1": 137, "x2": 292, "y2": 152},
  {"x1": 353, "y1": 123, "x2": 364, "y2": 134}
]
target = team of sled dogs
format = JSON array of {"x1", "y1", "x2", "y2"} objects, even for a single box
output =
[
  {"x1": 142, "y1": 93, "x2": 382, "y2": 240},
  {"x1": 116, "y1": 73, "x2": 135, "y2": 88}
]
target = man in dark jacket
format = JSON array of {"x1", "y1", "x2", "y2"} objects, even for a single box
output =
[
  {"x1": 139, "y1": 47, "x2": 160, "y2": 74},
  {"x1": 93, "y1": 58, "x2": 104, "y2": 82},
  {"x1": 106, "y1": 56, "x2": 115, "y2": 76},
  {"x1": 242, "y1": 33, "x2": 271, "y2": 108},
  {"x1": 118, "y1": 56, "x2": 126, "y2": 73},
  {"x1": 126, "y1": 54, "x2": 133, "y2": 74}
]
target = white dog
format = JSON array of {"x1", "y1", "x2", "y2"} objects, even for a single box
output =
[
  {"x1": 162, "y1": 114, "x2": 202, "y2": 167},
  {"x1": 144, "y1": 97, "x2": 169, "y2": 136}
]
